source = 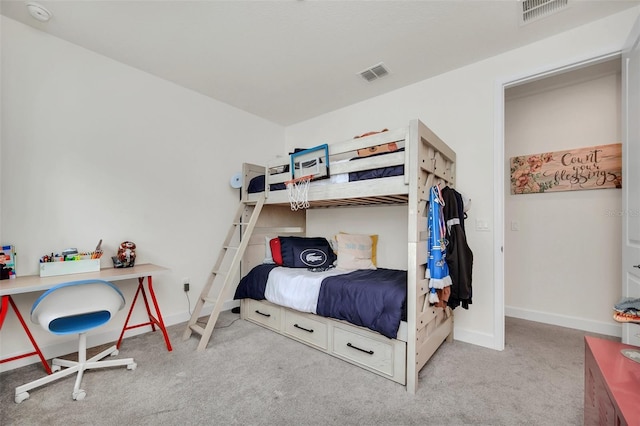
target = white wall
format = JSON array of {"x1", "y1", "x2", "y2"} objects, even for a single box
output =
[
  {"x1": 0, "y1": 17, "x2": 284, "y2": 371},
  {"x1": 285, "y1": 8, "x2": 640, "y2": 349},
  {"x1": 307, "y1": 205, "x2": 408, "y2": 270},
  {"x1": 2, "y1": 7, "x2": 639, "y2": 370},
  {"x1": 505, "y1": 69, "x2": 622, "y2": 336}
]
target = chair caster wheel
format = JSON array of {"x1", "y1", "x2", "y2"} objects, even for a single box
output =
[
  {"x1": 15, "y1": 392, "x2": 29, "y2": 404},
  {"x1": 111, "y1": 349, "x2": 119, "y2": 357},
  {"x1": 73, "y1": 390, "x2": 86, "y2": 401},
  {"x1": 52, "y1": 365, "x2": 62, "y2": 372},
  {"x1": 127, "y1": 362, "x2": 137, "y2": 370}
]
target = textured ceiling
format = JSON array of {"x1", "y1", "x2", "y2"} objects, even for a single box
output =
[{"x1": 2, "y1": 1, "x2": 639, "y2": 125}]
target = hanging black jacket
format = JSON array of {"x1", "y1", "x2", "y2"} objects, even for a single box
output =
[{"x1": 441, "y1": 186, "x2": 473, "y2": 310}]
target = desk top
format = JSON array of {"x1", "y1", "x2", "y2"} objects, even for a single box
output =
[{"x1": 0, "y1": 263, "x2": 169, "y2": 296}]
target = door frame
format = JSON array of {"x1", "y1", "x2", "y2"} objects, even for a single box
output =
[
  {"x1": 493, "y1": 49, "x2": 622, "y2": 351},
  {"x1": 621, "y1": 15, "x2": 640, "y2": 345}
]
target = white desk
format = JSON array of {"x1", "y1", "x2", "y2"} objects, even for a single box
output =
[{"x1": 0, "y1": 263, "x2": 173, "y2": 372}]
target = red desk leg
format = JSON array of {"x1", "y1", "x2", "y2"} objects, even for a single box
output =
[
  {"x1": 0, "y1": 295, "x2": 52, "y2": 374},
  {"x1": 116, "y1": 276, "x2": 172, "y2": 351},
  {"x1": 0, "y1": 295, "x2": 8, "y2": 328}
]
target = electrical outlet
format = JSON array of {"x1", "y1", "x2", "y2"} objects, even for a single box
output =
[{"x1": 183, "y1": 282, "x2": 189, "y2": 292}]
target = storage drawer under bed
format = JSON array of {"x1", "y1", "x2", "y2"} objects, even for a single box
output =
[
  {"x1": 283, "y1": 310, "x2": 328, "y2": 350},
  {"x1": 245, "y1": 298, "x2": 281, "y2": 331},
  {"x1": 331, "y1": 323, "x2": 406, "y2": 384},
  {"x1": 241, "y1": 299, "x2": 407, "y2": 385}
]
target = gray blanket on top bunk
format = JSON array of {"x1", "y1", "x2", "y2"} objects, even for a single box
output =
[{"x1": 234, "y1": 264, "x2": 407, "y2": 339}]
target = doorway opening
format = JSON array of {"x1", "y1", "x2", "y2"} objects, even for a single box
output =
[{"x1": 497, "y1": 53, "x2": 623, "y2": 350}]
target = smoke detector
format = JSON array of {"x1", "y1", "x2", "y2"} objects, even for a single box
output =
[
  {"x1": 358, "y1": 63, "x2": 390, "y2": 83},
  {"x1": 27, "y1": 3, "x2": 53, "y2": 22},
  {"x1": 519, "y1": 0, "x2": 569, "y2": 25}
]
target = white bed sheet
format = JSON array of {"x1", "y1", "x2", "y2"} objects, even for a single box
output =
[{"x1": 264, "y1": 267, "x2": 346, "y2": 313}]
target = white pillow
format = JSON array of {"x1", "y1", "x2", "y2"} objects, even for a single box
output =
[
  {"x1": 263, "y1": 236, "x2": 275, "y2": 264},
  {"x1": 336, "y1": 233, "x2": 376, "y2": 270}
]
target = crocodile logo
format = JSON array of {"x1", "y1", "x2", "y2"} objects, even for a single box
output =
[{"x1": 300, "y1": 249, "x2": 327, "y2": 267}]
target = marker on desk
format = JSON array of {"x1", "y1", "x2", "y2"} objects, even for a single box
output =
[{"x1": 93, "y1": 239, "x2": 103, "y2": 259}]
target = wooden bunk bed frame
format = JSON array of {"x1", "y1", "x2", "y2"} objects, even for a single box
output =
[{"x1": 237, "y1": 119, "x2": 456, "y2": 394}]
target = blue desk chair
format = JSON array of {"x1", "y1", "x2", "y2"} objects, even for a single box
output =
[{"x1": 14, "y1": 279, "x2": 137, "y2": 403}]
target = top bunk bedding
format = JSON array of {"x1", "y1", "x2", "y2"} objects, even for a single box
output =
[
  {"x1": 247, "y1": 149, "x2": 405, "y2": 194},
  {"x1": 241, "y1": 120, "x2": 456, "y2": 208}
]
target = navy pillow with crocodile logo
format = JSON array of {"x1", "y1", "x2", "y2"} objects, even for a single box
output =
[{"x1": 279, "y1": 236, "x2": 336, "y2": 268}]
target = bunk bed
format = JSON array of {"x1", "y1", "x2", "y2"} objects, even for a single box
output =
[{"x1": 235, "y1": 119, "x2": 456, "y2": 394}]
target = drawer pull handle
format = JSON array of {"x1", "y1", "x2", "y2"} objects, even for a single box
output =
[
  {"x1": 347, "y1": 342, "x2": 374, "y2": 355},
  {"x1": 294, "y1": 323, "x2": 314, "y2": 333},
  {"x1": 634, "y1": 264, "x2": 640, "y2": 269},
  {"x1": 255, "y1": 310, "x2": 271, "y2": 318}
]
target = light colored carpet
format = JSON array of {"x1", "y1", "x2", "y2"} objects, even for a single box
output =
[{"x1": 0, "y1": 312, "x2": 616, "y2": 426}]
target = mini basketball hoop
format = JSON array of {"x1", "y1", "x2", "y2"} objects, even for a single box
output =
[{"x1": 285, "y1": 175, "x2": 312, "y2": 211}]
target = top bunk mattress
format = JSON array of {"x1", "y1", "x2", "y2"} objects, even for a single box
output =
[
  {"x1": 241, "y1": 120, "x2": 456, "y2": 207},
  {"x1": 247, "y1": 149, "x2": 405, "y2": 194}
]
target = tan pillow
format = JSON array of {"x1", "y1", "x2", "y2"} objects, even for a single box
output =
[
  {"x1": 336, "y1": 233, "x2": 377, "y2": 270},
  {"x1": 337, "y1": 232, "x2": 378, "y2": 266},
  {"x1": 369, "y1": 234, "x2": 378, "y2": 266}
]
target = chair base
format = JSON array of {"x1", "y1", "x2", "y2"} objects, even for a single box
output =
[{"x1": 15, "y1": 334, "x2": 136, "y2": 403}]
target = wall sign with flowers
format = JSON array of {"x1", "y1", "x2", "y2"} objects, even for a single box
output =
[{"x1": 510, "y1": 143, "x2": 622, "y2": 194}]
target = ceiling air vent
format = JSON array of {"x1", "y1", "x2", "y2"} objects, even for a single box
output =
[
  {"x1": 520, "y1": 0, "x2": 569, "y2": 25},
  {"x1": 359, "y1": 63, "x2": 390, "y2": 82}
]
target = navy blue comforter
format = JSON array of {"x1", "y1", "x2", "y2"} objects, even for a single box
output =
[
  {"x1": 316, "y1": 268, "x2": 406, "y2": 339},
  {"x1": 234, "y1": 265, "x2": 407, "y2": 339},
  {"x1": 234, "y1": 264, "x2": 277, "y2": 301}
]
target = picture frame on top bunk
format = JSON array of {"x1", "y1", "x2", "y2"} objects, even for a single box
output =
[{"x1": 237, "y1": 118, "x2": 456, "y2": 394}]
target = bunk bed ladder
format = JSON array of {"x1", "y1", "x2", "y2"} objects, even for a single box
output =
[{"x1": 182, "y1": 194, "x2": 266, "y2": 351}]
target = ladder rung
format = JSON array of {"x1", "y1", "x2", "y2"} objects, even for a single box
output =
[
  {"x1": 254, "y1": 226, "x2": 305, "y2": 233},
  {"x1": 223, "y1": 246, "x2": 239, "y2": 250},
  {"x1": 202, "y1": 296, "x2": 217, "y2": 304},
  {"x1": 189, "y1": 324, "x2": 205, "y2": 336}
]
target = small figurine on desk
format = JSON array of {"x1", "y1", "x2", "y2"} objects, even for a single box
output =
[
  {"x1": 0, "y1": 248, "x2": 16, "y2": 280},
  {"x1": 0, "y1": 251, "x2": 10, "y2": 279},
  {"x1": 112, "y1": 241, "x2": 136, "y2": 268}
]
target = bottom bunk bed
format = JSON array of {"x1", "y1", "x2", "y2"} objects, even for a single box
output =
[{"x1": 234, "y1": 242, "x2": 454, "y2": 388}]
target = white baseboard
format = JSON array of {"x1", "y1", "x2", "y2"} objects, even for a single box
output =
[
  {"x1": 505, "y1": 305, "x2": 622, "y2": 337},
  {"x1": 4, "y1": 302, "x2": 617, "y2": 374},
  {"x1": 0, "y1": 299, "x2": 241, "y2": 374},
  {"x1": 449, "y1": 306, "x2": 623, "y2": 353},
  {"x1": 166, "y1": 299, "x2": 240, "y2": 325},
  {"x1": 453, "y1": 327, "x2": 501, "y2": 350},
  {"x1": 14, "y1": 301, "x2": 607, "y2": 375}
]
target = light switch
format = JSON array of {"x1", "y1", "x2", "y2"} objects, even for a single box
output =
[
  {"x1": 475, "y1": 219, "x2": 490, "y2": 231},
  {"x1": 511, "y1": 221, "x2": 520, "y2": 231}
]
